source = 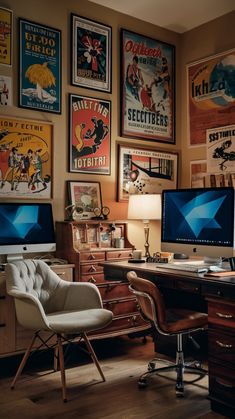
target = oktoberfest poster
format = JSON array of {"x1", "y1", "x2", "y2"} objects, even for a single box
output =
[
  {"x1": 0, "y1": 117, "x2": 52, "y2": 198},
  {"x1": 69, "y1": 94, "x2": 111, "y2": 174},
  {"x1": 19, "y1": 19, "x2": 61, "y2": 113},
  {"x1": 187, "y1": 49, "x2": 235, "y2": 146},
  {"x1": 206, "y1": 124, "x2": 235, "y2": 174},
  {"x1": 0, "y1": 7, "x2": 12, "y2": 66},
  {"x1": 121, "y1": 29, "x2": 175, "y2": 143}
]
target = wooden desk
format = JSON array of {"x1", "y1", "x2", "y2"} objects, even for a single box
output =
[{"x1": 100, "y1": 260, "x2": 235, "y2": 417}]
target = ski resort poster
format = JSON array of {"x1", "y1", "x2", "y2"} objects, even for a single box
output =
[
  {"x1": 206, "y1": 124, "x2": 235, "y2": 173},
  {"x1": 0, "y1": 116, "x2": 53, "y2": 198},
  {"x1": 187, "y1": 48, "x2": 235, "y2": 146},
  {"x1": 118, "y1": 144, "x2": 178, "y2": 201},
  {"x1": 121, "y1": 29, "x2": 175, "y2": 144},
  {"x1": 19, "y1": 19, "x2": 61, "y2": 114}
]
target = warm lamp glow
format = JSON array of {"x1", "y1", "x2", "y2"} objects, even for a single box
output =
[{"x1": 128, "y1": 194, "x2": 161, "y2": 258}]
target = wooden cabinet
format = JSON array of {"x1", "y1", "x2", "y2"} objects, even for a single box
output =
[
  {"x1": 207, "y1": 297, "x2": 235, "y2": 416},
  {"x1": 55, "y1": 220, "x2": 150, "y2": 339},
  {"x1": 0, "y1": 264, "x2": 74, "y2": 357}
]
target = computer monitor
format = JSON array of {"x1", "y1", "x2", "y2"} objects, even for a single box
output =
[
  {"x1": 161, "y1": 187, "x2": 235, "y2": 261},
  {"x1": 0, "y1": 203, "x2": 56, "y2": 262}
]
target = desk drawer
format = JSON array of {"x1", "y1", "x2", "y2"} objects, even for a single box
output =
[
  {"x1": 176, "y1": 279, "x2": 200, "y2": 294},
  {"x1": 106, "y1": 250, "x2": 133, "y2": 260},
  {"x1": 52, "y1": 266, "x2": 73, "y2": 282},
  {"x1": 209, "y1": 362, "x2": 235, "y2": 408},
  {"x1": 80, "y1": 264, "x2": 104, "y2": 275},
  {"x1": 209, "y1": 329, "x2": 235, "y2": 367},
  {"x1": 80, "y1": 252, "x2": 105, "y2": 262},
  {"x1": 202, "y1": 284, "x2": 235, "y2": 300},
  {"x1": 98, "y1": 282, "x2": 130, "y2": 300},
  {"x1": 103, "y1": 298, "x2": 138, "y2": 316},
  {"x1": 208, "y1": 299, "x2": 235, "y2": 329},
  {"x1": 80, "y1": 273, "x2": 105, "y2": 284}
]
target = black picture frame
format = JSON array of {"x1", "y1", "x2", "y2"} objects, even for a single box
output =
[{"x1": 71, "y1": 14, "x2": 112, "y2": 93}]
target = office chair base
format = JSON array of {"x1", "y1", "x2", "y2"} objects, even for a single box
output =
[{"x1": 138, "y1": 361, "x2": 207, "y2": 396}]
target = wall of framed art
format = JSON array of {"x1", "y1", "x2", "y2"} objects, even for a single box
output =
[{"x1": 0, "y1": 0, "x2": 234, "y2": 255}]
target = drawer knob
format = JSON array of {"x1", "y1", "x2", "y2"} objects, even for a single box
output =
[
  {"x1": 216, "y1": 340, "x2": 232, "y2": 349},
  {"x1": 88, "y1": 254, "x2": 96, "y2": 260},
  {"x1": 57, "y1": 272, "x2": 66, "y2": 276},
  {"x1": 216, "y1": 312, "x2": 233, "y2": 319},
  {"x1": 128, "y1": 315, "x2": 137, "y2": 326},
  {"x1": 89, "y1": 265, "x2": 97, "y2": 272},
  {"x1": 88, "y1": 276, "x2": 96, "y2": 283}
]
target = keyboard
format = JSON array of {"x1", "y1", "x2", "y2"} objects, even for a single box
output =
[{"x1": 155, "y1": 263, "x2": 224, "y2": 273}]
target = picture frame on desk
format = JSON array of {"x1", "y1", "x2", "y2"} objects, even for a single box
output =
[
  {"x1": 67, "y1": 180, "x2": 102, "y2": 220},
  {"x1": 71, "y1": 14, "x2": 112, "y2": 93},
  {"x1": 117, "y1": 143, "x2": 178, "y2": 202}
]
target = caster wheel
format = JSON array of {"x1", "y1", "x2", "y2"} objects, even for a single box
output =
[
  {"x1": 148, "y1": 361, "x2": 156, "y2": 371},
  {"x1": 195, "y1": 361, "x2": 202, "y2": 369},
  {"x1": 175, "y1": 383, "x2": 184, "y2": 397},
  {"x1": 138, "y1": 379, "x2": 148, "y2": 388}
]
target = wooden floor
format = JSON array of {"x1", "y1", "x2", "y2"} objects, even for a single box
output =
[{"x1": 0, "y1": 336, "x2": 228, "y2": 419}]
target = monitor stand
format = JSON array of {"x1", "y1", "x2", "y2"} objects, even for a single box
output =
[{"x1": 6, "y1": 254, "x2": 24, "y2": 263}]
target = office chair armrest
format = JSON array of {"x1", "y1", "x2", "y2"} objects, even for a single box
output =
[
  {"x1": 10, "y1": 292, "x2": 50, "y2": 331},
  {"x1": 63, "y1": 282, "x2": 103, "y2": 311}
]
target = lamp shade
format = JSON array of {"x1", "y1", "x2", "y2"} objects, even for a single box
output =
[{"x1": 127, "y1": 194, "x2": 161, "y2": 221}]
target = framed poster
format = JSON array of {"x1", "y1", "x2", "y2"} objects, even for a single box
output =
[
  {"x1": 67, "y1": 181, "x2": 102, "y2": 220},
  {"x1": 206, "y1": 124, "x2": 235, "y2": 173},
  {"x1": 190, "y1": 160, "x2": 234, "y2": 188},
  {"x1": 120, "y1": 29, "x2": 175, "y2": 143},
  {"x1": 118, "y1": 143, "x2": 178, "y2": 202},
  {"x1": 187, "y1": 48, "x2": 235, "y2": 146},
  {"x1": 0, "y1": 116, "x2": 53, "y2": 198},
  {"x1": 19, "y1": 19, "x2": 61, "y2": 114},
  {"x1": 71, "y1": 14, "x2": 112, "y2": 93},
  {"x1": 0, "y1": 7, "x2": 13, "y2": 66},
  {"x1": 69, "y1": 94, "x2": 111, "y2": 174},
  {"x1": 0, "y1": 75, "x2": 12, "y2": 106}
]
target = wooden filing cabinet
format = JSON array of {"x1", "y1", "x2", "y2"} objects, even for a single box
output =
[
  {"x1": 55, "y1": 220, "x2": 150, "y2": 339},
  {"x1": 207, "y1": 297, "x2": 235, "y2": 416},
  {"x1": 0, "y1": 264, "x2": 74, "y2": 357}
]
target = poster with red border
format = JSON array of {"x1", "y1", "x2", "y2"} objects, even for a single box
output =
[{"x1": 69, "y1": 94, "x2": 111, "y2": 175}]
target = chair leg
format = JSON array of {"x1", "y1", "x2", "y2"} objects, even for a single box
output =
[
  {"x1": 82, "y1": 333, "x2": 105, "y2": 382},
  {"x1": 11, "y1": 332, "x2": 38, "y2": 389},
  {"x1": 54, "y1": 346, "x2": 59, "y2": 371},
  {"x1": 57, "y1": 334, "x2": 67, "y2": 402},
  {"x1": 175, "y1": 334, "x2": 184, "y2": 397}
]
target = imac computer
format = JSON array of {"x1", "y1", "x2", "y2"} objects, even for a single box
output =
[
  {"x1": 161, "y1": 187, "x2": 235, "y2": 268},
  {"x1": 0, "y1": 203, "x2": 56, "y2": 262}
]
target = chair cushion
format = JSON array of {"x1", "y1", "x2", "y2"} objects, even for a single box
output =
[
  {"x1": 163, "y1": 308, "x2": 208, "y2": 333},
  {"x1": 47, "y1": 308, "x2": 113, "y2": 334}
]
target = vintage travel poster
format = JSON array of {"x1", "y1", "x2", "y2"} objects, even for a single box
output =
[
  {"x1": 121, "y1": 29, "x2": 175, "y2": 143},
  {"x1": 0, "y1": 117, "x2": 52, "y2": 198},
  {"x1": 0, "y1": 7, "x2": 12, "y2": 66},
  {"x1": 69, "y1": 94, "x2": 111, "y2": 174},
  {"x1": 71, "y1": 14, "x2": 111, "y2": 92},
  {"x1": 19, "y1": 19, "x2": 61, "y2": 113},
  {"x1": 187, "y1": 49, "x2": 235, "y2": 146},
  {"x1": 118, "y1": 144, "x2": 178, "y2": 201},
  {"x1": 206, "y1": 124, "x2": 235, "y2": 174}
]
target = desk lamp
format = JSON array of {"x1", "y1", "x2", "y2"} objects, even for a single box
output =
[{"x1": 128, "y1": 194, "x2": 161, "y2": 258}]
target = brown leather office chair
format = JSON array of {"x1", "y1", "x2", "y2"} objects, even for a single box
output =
[{"x1": 127, "y1": 271, "x2": 208, "y2": 397}]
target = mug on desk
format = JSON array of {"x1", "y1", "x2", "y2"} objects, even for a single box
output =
[{"x1": 132, "y1": 250, "x2": 142, "y2": 260}]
